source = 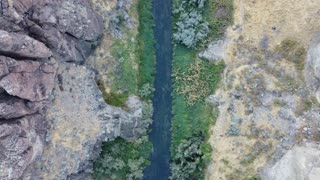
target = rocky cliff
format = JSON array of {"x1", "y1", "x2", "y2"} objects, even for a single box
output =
[
  {"x1": 0, "y1": 0, "x2": 147, "y2": 179},
  {"x1": 205, "y1": 0, "x2": 320, "y2": 179}
]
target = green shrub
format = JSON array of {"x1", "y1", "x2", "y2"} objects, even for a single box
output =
[
  {"x1": 205, "y1": 0, "x2": 233, "y2": 40},
  {"x1": 173, "y1": 0, "x2": 209, "y2": 48},
  {"x1": 138, "y1": 83, "x2": 155, "y2": 99},
  {"x1": 170, "y1": 134, "x2": 211, "y2": 180},
  {"x1": 93, "y1": 136, "x2": 152, "y2": 180}
]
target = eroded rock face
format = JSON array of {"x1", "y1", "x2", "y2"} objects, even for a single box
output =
[
  {"x1": 0, "y1": 23, "x2": 57, "y2": 180},
  {"x1": 29, "y1": 63, "x2": 147, "y2": 179},
  {"x1": 0, "y1": 0, "x2": 104, "y2": 179},
  {"x1": 0, "y1": 94, "x2": 48, "y2": 119},
  {"x1": 0, "y1": 114, "x2": 48, "y2": 180},
  {"x1": 0, "y1": 46, "x2": 56, "y2": 180},
  {"x1": 1, "y1": 0, "x2": 103, "y2": 63}
]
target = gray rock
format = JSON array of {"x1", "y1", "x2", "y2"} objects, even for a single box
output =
[
  {"x1": 30, "y1": 63, "x2": 149, "y2": 179},
  {"x1": 306, "y1": 34, "x2": 320, "y2": 103},
  {"x1": 199, "y1": 40, "x2": 226, "y2": 62},
  {"x1": 261, "y1": 143, "x2": 320, "y2": 180}
]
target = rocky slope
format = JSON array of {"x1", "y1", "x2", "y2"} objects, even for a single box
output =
[
  {"x1": 205, "y1": 0, "x2": 320, "y2": 179},
  {"x1": 0, "y1": 0, "x2": 147, "y2": 179}
]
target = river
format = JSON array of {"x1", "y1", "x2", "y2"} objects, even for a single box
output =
[{"x1": 142, "y1": 0, "x2": 173, "y2": 179}]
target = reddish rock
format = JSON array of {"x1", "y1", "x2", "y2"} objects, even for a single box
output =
[
  {"x1": 0, "y1": 57, "x2": 57, "y2": 101},
  {"x1": 0, "y1": 30, "x2": 52, "y2": 59}
]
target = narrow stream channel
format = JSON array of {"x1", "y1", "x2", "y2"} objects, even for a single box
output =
[{"x1": 143, "y1": 0, "x2": 173, "y2": 179}]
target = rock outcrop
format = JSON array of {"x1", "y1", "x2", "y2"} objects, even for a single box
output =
[
  {"x1": 0, "y1": 30, "x2": 52, "y2": 59},
  {"x1": 0, "y1": 34, "x2": 57, "y2": 180},
  {"x1": 199, "y1": 40, "x2": 226, "y2": 62},
  {"x1": 28, "y1": 63, "x2": 147, "y2": 179}
]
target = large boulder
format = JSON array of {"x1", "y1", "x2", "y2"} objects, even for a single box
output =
[
  {"x1": 0, "y1": 56, "x2": 57, "y2": 101},
  {"x1": 261, "y1": 143, "x2": 320, "y2": 180},
  {"x1": 199, "y1": 40, "x2": 226, "y2": 62},
  {"x1": 0, "y1": 30, "x2": 52, "y2": 59}
]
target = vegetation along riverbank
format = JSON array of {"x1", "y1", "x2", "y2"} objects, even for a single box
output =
[{"x1": 170, "y1": 0, "x2": 233, "y2": 179}]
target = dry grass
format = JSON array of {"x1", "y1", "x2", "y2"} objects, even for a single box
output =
[{"x1": 173, "y1": 60, "x2": 225, "y2": 106}]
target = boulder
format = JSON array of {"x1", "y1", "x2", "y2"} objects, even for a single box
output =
[
  {"x1": 261, "y1": 143, "x2": 320, "y2": 180},
  {"x1": 199, "y1": 40, "x2": 226, "y2": 62},
  {"x1": 0, "y1": 30, "x2": 52, "y2": 59},
  {"x1": 0, "y1": 57, "x2": 57, "y2": 101}
]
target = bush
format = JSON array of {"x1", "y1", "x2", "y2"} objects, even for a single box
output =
[
  {"x1": 93, "y1": 136, "x2": 152, "y2": 180},
  {"x1": 170, "y1": 135, "x2": 210, "y2": 180},
  {"x1": 173, "y1": 0, "x2": 209, "y2": 48},
  {"x1": 138, "y1": 83, "x2": 155, "y2": 99},
  {"x1": 135, "y1": 101, "x2": 153, "y2": 135}
]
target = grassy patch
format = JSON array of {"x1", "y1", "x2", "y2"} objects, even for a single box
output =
[
  {"x1": 275, "y1": 38, "x2": 306, "y2": 71},
  {"x1": 98, "y1": 81, "x2": 128, "y2": 107},
  {"x1": 173, "y1": 59, "x2": 225, "y2": 106},
  {"x1": 204, "y1": 0, "x2": 233, "y2": 42},
  {"x1": 111, "y1": 36, "x2": 139, "y2": 94},
  {"x1": 295, "y1": 98, "x2": 313, "y2": 116},
  {"x1": 137, "y1": 0, "x2": 156, "y2": 88},
  {"x1": 273, "y1": 99, "x2": 287, "y2": 107}
]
